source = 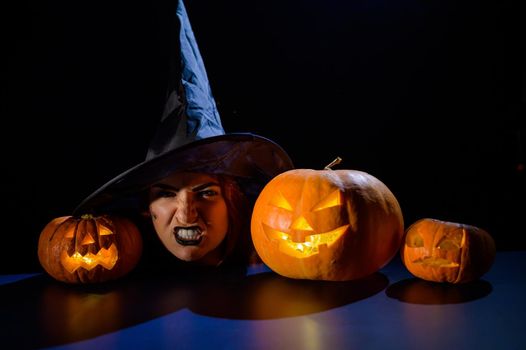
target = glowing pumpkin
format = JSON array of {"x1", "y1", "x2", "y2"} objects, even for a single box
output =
[
  {"x1": 250, "y1": 160, "x2": 404, "y2": 281},
  {"x1": 38, "y1": 214, "x2": 143, "y2": 283},
  {"x1": 400, "y1": 218, "x2": 496, "y2": 284}
]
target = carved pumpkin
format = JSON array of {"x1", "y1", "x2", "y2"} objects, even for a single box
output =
[
  {"x1": 400, "y1": 218, "x2": 496, "y2": 284},
  {"x1": 38, "y1": 214, "x2": 143, "y2": 283},
  {"x1": 250, "y1": 162, "x2": 404, "y2": 281}
]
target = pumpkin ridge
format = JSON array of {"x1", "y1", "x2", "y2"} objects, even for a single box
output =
[{"x1": 48, "y1": 217, "x2": 74, "y2": 241}]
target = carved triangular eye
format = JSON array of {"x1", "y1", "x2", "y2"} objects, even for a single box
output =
[
  {"x1": 406, "y1": 232, "x2": 424, "y2": 248},
  {"x1": 269, "y1": 190, "x2": 293, "y2": 211},
  {"x1": 312, "y1": 190, "x2": 342, "y2": 212},
  {"x1": 98, "y1": 223, "x2": 114, "y2": 236},
  {"x1": 437, "y1": 239, "x2": 460, "y2": 250},
  {"x1": 437, "y1": 230, "x2": 463, "y2": 250}
]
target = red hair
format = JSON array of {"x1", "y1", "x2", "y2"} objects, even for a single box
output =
[{"x1": 218, "y1": 176, "x2": 261, "y2": 266}]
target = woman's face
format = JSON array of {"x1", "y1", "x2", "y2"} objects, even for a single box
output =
[{"x1": 148, "y1": 172, "x2": 229, "y2": 265}]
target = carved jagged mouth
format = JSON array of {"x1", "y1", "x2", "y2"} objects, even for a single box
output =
[
  {"x1": 412, "y1": 257, "x2": 459, "y2": 268},
  {"x1": 174, "y1": 226, "x2": 203, "y2": 246},
  {"x1": 262, "y1": 223, "x2": 349, "y2": 257},
  {"x1": 60, "y1": 244, "x2": 119, "y2": 272}
]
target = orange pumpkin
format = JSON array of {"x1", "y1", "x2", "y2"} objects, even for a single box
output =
[
  {"x1": 38, "y1": 214, "x2": 143, "y2": 283},
  {"x1": 400, "y1": 218, "x2": 496, "y2": 283},
  {"x1": 250, "y1": 163, "x2": 404, "y2": 281}
]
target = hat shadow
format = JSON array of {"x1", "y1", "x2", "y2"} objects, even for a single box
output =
[
  {"x1": 385, "y1": 277, "x2": 493, "y2": 304},
  {"x1": 1, "y1": 268, "x2": 388, "y2": 348}
]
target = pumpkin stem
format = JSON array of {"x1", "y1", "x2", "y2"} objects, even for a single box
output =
[
  {"x1": 80, "y1": 214, "x2": 94, "y2": 220},
  {"x1": 324, "y1": 157, "x2": 342, "y2": 170}
]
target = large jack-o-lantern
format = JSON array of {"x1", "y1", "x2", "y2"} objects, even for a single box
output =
[
  {"x1": 400, "y1": 218, "x2": 496, "y2": 283},
  {"x1": 251, "y1": 160, "x2": 404, "y2": 281},
  {"x1": 38, "y1": 214, "x2": 143, "y2": 283}
]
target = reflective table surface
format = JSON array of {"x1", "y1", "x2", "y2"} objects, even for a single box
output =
[{"x1": 1, "y1": 251, "x2": 524, "y2": 350}]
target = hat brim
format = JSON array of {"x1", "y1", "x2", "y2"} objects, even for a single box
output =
[{"x1": 73, "y1": 133, "x2": 294, "y2": 215}]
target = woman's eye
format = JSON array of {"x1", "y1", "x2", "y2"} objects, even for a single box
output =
[
  {"x1": 198, "y1": 189, "x2": 218, "y2": 198},
  {"x1": 156, "y1": 190, "x2": 175, "y2": 198}
]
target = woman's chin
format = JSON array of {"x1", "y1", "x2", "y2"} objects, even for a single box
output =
[{"x1": 172, "y1": 247, "x2": 207, "y2": 262}]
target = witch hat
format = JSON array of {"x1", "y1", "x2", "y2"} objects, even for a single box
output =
[{"x1": 73, "y1": 0, "x2": 293, "y2": 215}]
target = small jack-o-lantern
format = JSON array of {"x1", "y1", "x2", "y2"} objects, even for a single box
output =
[
  {"x1": 38, "y1": 214, "x2": 143, "y2": 283},
  {"x1": 400, "y1": 218, "x2": 496, "y2": 284},
  {"x1": 251, "y1": 159, "x2": 404, "y2": 281}
]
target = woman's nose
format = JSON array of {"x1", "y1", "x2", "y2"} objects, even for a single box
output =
[{"x1": 175, "y1": 193, "x2": 198, "y2": 223}]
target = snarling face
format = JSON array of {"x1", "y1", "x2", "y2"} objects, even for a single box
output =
[
  {"x1": 60, "y1": 219, "x2": 119, "y2": 272},
  {"x1": 260, "y1": 183, "x2": 349, "y2": 258},
  {"x1": 149, "y1": 172, "x2": 229, "y2": 266},
  {"x1": 403, "y1": 222, "x2": 464, "y2": 282}
]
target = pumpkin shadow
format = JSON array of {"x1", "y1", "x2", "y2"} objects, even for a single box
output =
[
  {"x1": 188, "y1": 271, "x2": 389, "y2": 320},
  {"x1": 385, "y1": 277, "x2": 493, "y2": 304},
  {"x1": 0, "y1": 270, "x2": 194, "y2": 349}
]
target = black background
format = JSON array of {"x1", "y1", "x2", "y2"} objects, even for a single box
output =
[{"x1": 3, "y1": 0, "x2": 524, "y2": 273}]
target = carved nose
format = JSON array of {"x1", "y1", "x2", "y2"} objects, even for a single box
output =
[
  {"x1": 290, "y1": 216, "x2": 313, "y2": 231},
  {"x1": 289, "y1": 216, "x2": 314, "y2": 242},
  {"x1": 81, "y1": 233, "x2": 95, "y2": 245}
]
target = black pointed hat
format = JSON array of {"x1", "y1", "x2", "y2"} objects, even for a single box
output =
[{"x1": 73, "y1": 1, "x2": 293, "y2": 215}]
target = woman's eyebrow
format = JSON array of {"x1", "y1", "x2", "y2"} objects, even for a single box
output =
[
  {"x1": 192, "y1": 182, "x2": 220, "y2": 192},
  {"x1": 151, "y1": 183, "x2": 178, "y2": 191}
]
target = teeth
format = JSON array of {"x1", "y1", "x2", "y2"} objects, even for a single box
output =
[{"x1": 176, "y1": 227, "x2": 201, "y2": 240}]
